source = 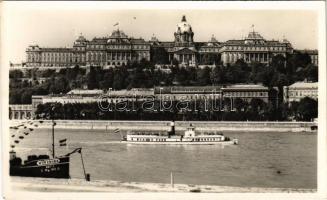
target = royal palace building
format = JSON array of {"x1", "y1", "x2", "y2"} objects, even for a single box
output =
[
  {"x1": 25, "y1": 15, "x2": 317, "y2": 68},
  {"x1": 220, "y1": 32, "x2": 293, "y2": 65},
  {"x1": 26, "y1": 30, "x2": 151, "y2": 68}
]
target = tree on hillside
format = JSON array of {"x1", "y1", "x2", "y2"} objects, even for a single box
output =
[
  {"x1": 197, "y1": 67, "x2": 211, "y2": 86},
  {"x1": 296, "y1": 97, "x2": 318, "y2": 121},
  {"x1": 49, "y1": 76, "x2": 70, "y2": 94},
  {"x1": 99, "y1": 69, "x2": 114, "y2": 89},
  {"x1": 234, "y1": 59, "x2": 250, "y2": 72},
  {"x1": 271, "y1": 54, "x2": 286, "y2": 74},
  {"x1": 41, "y1": 69, "x2": 56, "y2": 78},
  {"x1": 224, "y1": 60, "x2": 250, "y2": 83},
  {"x1": 210, "y1": 65, "x2": 225, "y2": 85},
  {"x1": 113, "y1": 67, "x2": 128, "y2": 90},
  {"x1": 21, "y1": 89, "x2": 33, "y2": 104},
  {"x1": 249, "y1": 62, "x2": 264, "y2": 83},
  {"x1": 234, "y1": 98, "x2": 247, "y2": 112},
  {"x1": 9, "y1": 70, "x2": 24, "y2": 79},
  {"x1": 256, "y1": 67, "x2": 276, "y2": 87},
  {"x1": 128, "y1": 66, "x2": 146, "y2": 88},
  {"x1": 172, "y1": 58, "x2": 179, "y2": 67},
  {"x1": 287, "y1": 52, "x2": 312, "y2": 76},
  {"x1": 87, "y1": 66, "x2": 98, "y2": 89},
  {"x1": 151, "y1": 47, "x2": 169, "y2": 64},
  {"x1": 303, "y1": 64, "x2": 318, "y2": 82},
  {"x1": 9, "y1": 89, "x2": 22, "y2": 104},
  {"x1": 250, "y1": 98, "x2": 266, "y2": 112}
]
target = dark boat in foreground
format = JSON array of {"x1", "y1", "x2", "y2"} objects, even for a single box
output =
[
  {"x1": 10, "y1": 116, "x2": 83, "y2": 179},
  {"x1": 10, "y1": 152, "x2": 70, "y2": 178}
]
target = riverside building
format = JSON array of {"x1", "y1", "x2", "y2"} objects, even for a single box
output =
[
  {"x1": 283, "y1": 82, "x2": 318, "y2": 104},
  {"x1": 28, "y1": 84, "x2": 274, "y2": 118},
  {"x1": 23, "y1": 15, "x2": 317, "y2": 69}
]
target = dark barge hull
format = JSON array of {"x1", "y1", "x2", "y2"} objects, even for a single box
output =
[{"x1": 10, "y1": 156, "x2": 70, "y2": 179}]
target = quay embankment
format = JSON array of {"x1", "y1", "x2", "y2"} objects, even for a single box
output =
[
  {"x1": 10, "y1": 177, "x2": 316, "y2": 193},
  {"x1": 10, "y1": 120, "x2": 317, "y2": 132}
]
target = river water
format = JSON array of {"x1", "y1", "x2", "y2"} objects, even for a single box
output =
[{"x1": 10, "y1": 128, "x2": 317, "y2": 189}]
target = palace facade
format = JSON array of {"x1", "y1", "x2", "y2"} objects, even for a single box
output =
[
  {"x1": 26, "y1": 30, "x2": 150, "y2": 68},
  {"x1": 25, "y1": 15, "x2": 316, "y2": 68},
  {"x1": 220, "y1": 32, "x2": 293, "y2": 65}
]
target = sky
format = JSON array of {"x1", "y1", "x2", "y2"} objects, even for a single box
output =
[{"x1": 2, "y1": 2, "x2": 319, "y2": 63}]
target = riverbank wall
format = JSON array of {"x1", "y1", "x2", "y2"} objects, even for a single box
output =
[
  {"x1": 10, "y1": 177, "x2": 315, "y2": 193},
  {"x1": 10, "y1": 120, "x2": 317, "y2": 132}
]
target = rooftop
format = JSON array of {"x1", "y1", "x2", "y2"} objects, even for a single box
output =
[
  {"x1": 289, "y1": 82, "x2": 318, "y2": 88},
  {"x1": 108, "y1": 89, "x2": 154, "y2": 97},
  {"x1": 67, "y1": 89, "x2": 104, "y2": 95},
  {"x1": 155, "y1": 86, "x2": 223, "y2": 94},
  {"x1": 246, "y1": 31, "x2": 265, "y2": 40},
  {"x1": 296, "y1": 49, "x2": 318, "y2": 55},
  {"x1": 223, "y1": 84, "x2": 268, "y2": 90}
]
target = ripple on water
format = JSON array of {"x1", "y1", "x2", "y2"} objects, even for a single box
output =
[{"x1": 10, "y1": 129, "x2": 317, "y2": 189}]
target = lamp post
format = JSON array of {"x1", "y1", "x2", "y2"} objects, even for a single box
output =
[
  {"x1": 170, "y1": 170, "x2": 182, "y2": 188},
  {"x1": 50, "y1": 106, "x2": 56, "y2": 158}
]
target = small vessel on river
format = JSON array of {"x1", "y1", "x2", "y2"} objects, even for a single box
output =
[
  {"x1": 121, "y1": 121, "x2": 238, "y2": 145},
  {"x1": 10, "y1": 118, "x2": 83, "y2": 179}
]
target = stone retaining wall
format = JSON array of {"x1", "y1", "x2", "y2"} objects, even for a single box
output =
[{"x1": 10, "y1": 120, "x2": 317, "y2": 132}]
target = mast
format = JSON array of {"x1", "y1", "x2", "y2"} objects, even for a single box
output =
[{"x1": 51, "y1": 106, "x2": 55, "y2": 158}]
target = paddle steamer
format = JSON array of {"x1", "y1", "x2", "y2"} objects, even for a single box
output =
[{"x1": 121, "y1": 121, "x2": 238, "y2": 145}]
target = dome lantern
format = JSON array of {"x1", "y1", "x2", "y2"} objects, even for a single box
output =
[{"x1": 181, "y1": 15, "x2": 187, "y2": 22}]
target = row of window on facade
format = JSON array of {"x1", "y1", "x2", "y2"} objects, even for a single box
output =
[
  {"x1": 86, "y1": 61, "x2": 128, "y2": 66},
  {"x1": 87, "y1": 52, "x2": 149, "y2": 61},
  {"x1": 199, "y1": 48, "x2": 220, "y2": 53},
  {"x1": 27, "y1": 47, "x2": 149, "y2": 60},
  {"x1": 28, "y1": 61, "x2": 127, "y2": 66},
  {"x1": 10, "y1": 111, "x2": 32, "y2": 120},
  {"x1": 39, "y1": 93, "x2": 268, "y2": 105},
  {"x1": 86, "y1": 44, "x2": 149, "y2": 50},
  {"x1": 224, "y1": 52, "x2": 272, "y2": 63},
  {"x1": 28, "y1": 53, "x2": 149, "y2": 63},
  {"x1": 289, "y1": 90, "x2": 317, "y2": 97},
  {"x1": 224, "y1": 45, "x2": 286, "y2": 51},
  {"x1": 27, "y1": 53, "x2": 75, "y2": 61},
  {"x1": 29, "y1": 57, "x2": 77, "y2": 63},
  {"x1": 74, "y1": 47, "x2": 86, "y2": 51},
  {"x1": 223, "y1": 91, "x2": 267, "y2": 97},
  {"x1": 131, "y1": 137, "x2": 222, "y2": 142}
]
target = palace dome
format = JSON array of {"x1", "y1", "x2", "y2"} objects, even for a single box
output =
[
  {"x1": 176, "y1": 15, "x2": 193, "y2": 33},
  {"x1": 107, "y1": 29, "x2": 129, "y2": 43},
  {"x1": 246, "y1": 31, "x2": 264, "y2": 40},
  {"x1": 74, "y1": 33, "x2": 87, "y2": 45},
  {"x1": 109, "y1": 29, "x2": 128, "y2": 39},
  {"x1": 76, "y1": 34, "x2": 87, "y2": 42}
]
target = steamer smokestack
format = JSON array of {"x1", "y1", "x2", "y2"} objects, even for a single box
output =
[{"x1": 170, "y1": 121, "x2": 175, "y2": 136}]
